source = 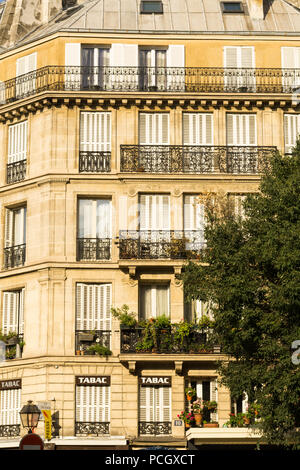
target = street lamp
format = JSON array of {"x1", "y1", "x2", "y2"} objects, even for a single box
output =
[{"x1": 19, "y1": 400, "x2": 41, "y2": 433}]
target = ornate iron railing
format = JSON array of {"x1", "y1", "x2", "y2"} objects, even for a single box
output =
[
  {"x1": 1, "y1": 66, "x2": 299, "y2": 105},
  {"x1": 120, "y1": 145, "x2": 277, "y2": 174},
  {"x1": 4, "y1": 244, "x2": 26, "y2": 269},
  {"x1": 77, "y1": 238, "x2": 111, "y2": 261},
  {"x1": 75, "y1": 421, "x2": 110, "y2": 436},
  {"x1": 119, "y1": 230, "x2": 205, "y2": 259},
  {"x1": 120, "y1": 327, "x2": 215, "y2": 354},
  {"x1": 75, "y1": 330, "x2": 111, "y2": 354},
  {"x1": 139, "y1": 421, "x2": 172, "y2": 436},
  {"x1": 0, "y1": 424, "x2": 21, "y2": 438},
  {"x1": 79, "y1": 151, "x2": 111, "y2": 173},
  {"x1": 4, "y1": 334, "x2": 24, "y2": 360},
  {"x1": 6, "y1": 160, "x2": 27, "y2": 184}
]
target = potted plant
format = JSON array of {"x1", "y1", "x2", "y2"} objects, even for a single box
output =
[
  {"x1": 85, "y1": 344, "x2": 112, "y2": 357},
  {"x1": 204, "y1": 400, "x2": 218, "y2": 413},
  {"x1": 192, "y1": 399, "x2": 205, "y2": 426},
  {"x1": 185, "y1": 387, "x2": 196, "y2": 401},
  {"x1": 111, "y1": 305, "x2": 137, "y2": 328},
  {"x1": 177, "y1": 411, "x2": 195, "y2": 429},
  {"x1": 203, "y1": 421, "x2": 219, "y2": 428}
]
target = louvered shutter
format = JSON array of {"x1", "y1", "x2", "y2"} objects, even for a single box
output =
[
  {"x1": 76, "y1": 385, "x2": 110, "y2": 424},
  {"x1": 139, "y1": 113, "x2": 169, "y2": 145},
  {"x1": 80, "y1": 112, "x2": 111, "y2": 152},
  {"x1": 224, "y1": 47, "x2": 255, "y2": 90},
  {"x1": 140, "y1": 386, "x2": 155, "y2": 423},
  {"x1": 78, "y1": 199, "x2": 111, "y2": 239},
  {"x1": 76, "y1": 283, "x2": 111, "y2": 332},
  {"x1": 210, "y1": 379, "x2": 218, "y2": 422},
  {"x1": 166, "y1": 45, "x2": 185, "y2": 91},
  {"x1": 5, "y1": 209, "x2": 14, "y2": 248},
  {"x1": 0, "y1": 389, "x2": 21, "y2": 425},
  {"x1": 96, "y1": 199, "x2": 111, "y2": 239},
  {"x1": 157, "y1": 386, "x2": 171, "y2": 423},
  {"x1": 0, "y1": 81, "x2": 5, "y2": 105},
  {"x1": 281, "y1": 47, "x2": 300, "y2": 90},
  {"x1": 16, "y1": 52, "x2": 37, "y2": 97},
  {"x1": 183, "y1": 113, "x2": 213, "y2": 145},
  {"x1": 233, "y1": 194, "x2": 247, "y2": 219},
  {"x1": 226, "y1": 114, "x2": 256, "y2": 146},
  {"x1": 184, "y1": 195, "x2": 206, "y2": 248},
  {"x1": 2, "y1": 291, "x2": 19, "y2": 334},
  {"x1": 14, "y1": 207, "x2": 26, "y2": 246},
  {"x1": 8, "y1": 121, "x2": 28, "y2": 164},
  {"x1": 139, "y1": 194, "x2": 170, "y2": 231},
  {"x1": 65, "y1": 43, "x2": 81, "y2": 90},
  {"x1": 284, "y1": 114, "x2": 300, "y2": 153}
]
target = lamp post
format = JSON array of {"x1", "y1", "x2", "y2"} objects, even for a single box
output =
[{"x1": 19, "y1": 400, "x2": 41, "y2": 434}]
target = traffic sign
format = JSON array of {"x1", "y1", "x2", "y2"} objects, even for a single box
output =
[{"x1": 19, "y1": 432, "x2": 44, "y2": 450}]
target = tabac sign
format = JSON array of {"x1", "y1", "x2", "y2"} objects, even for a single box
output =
[
  {"x1": 0, "y1": 379, "x2": 21, "y2": 390},
  {"x1": 139, "y1": 376, "x2": 172, "y2": 386},
  {"x1": 76, "y1": 376, "x2": 110, "y2": 386}
]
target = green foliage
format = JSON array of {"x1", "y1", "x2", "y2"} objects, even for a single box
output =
[
  {"x1": 86, "y1": 344, "x2": 112, "y2": 356},
  {"x1": 111, "y1": 304, "x2": 137, "y2": 327},
  {"x1": 182, "y1": 144, "x2": 300, "y2": 446}
]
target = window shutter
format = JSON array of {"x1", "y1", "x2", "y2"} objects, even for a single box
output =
[
  {"x1": 80, "y1": 112, "x2": 111, "y2": 152},
  {"x1": 140, "y1": 194, "x2": 170, "y2": 230},
  {"x1": 224, "y1": 47, "x2": 255, "y2": 90},
  {"x1": 14, "y1": 207, "x2": 26, "y2": 246},
  {"x1": 2, "y1": 291, "x2": 19, "y2": 334},
  {"x1": 0, "y1": 81, "x2": 5, "y2": 105},
  {"x1": 96, "y1": 199, "x2": 111, "y2": 238},
  {"x1": 8, "y1": 121, "x2": 28, "y2": 164},
  {"x1": 183, "y1": 113, "x2": 213, "y2": 145},
  {"x1": 76, "y1": 385, "x2": 110, "y2": 424},
  {"x1": 281, "y1": 47, "x2": 300, "y2": 90},
  {"x1": 210, "y1": 379, "x2": 218, "y2": 422},
  {"x1": 166, "y1": 45, "x2": 185, "y2": 91},
  {"x1": 227, "y1": 114, "x2": 256, "y2": 146},
  {"x1": 94, "y1": 284, "x2": 112, "y2": 331},
  {"x1": 158, "y1": 386, "x2": 171, "y2": 422},
  {"x1": 65, "y1": 43, "x2": 81, "y2": 90},
  {"x1": 76, "y1": 283, "x2": 111, "y2": 332},
  {"x1": 16, "y1": 53, "x2": 37, "y2": 97},
  {"x1": 284, "y1": 114, "x2": 300, "y2": 153},
  {"x1": 0, "y1": 389, "x2": 21, "y2": 425},
  {"x1": 5, "y1": 209, "x2": 14, "y2": 248},
  {"x1": 19, "y1": 288, "x2": 25, "y2": 335},
  {"x1": 139, "y1": 113, "x2": 169, "y2": 145}
]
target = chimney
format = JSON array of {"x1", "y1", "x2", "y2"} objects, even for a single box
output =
[
  {"x1": 247, "y1": 0, "x2": 264, "y2": 20},
  {"x1": 62, "y1": 0, "x2": 77, "y2": 9}
]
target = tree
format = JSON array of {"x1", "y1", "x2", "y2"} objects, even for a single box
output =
[{"x1": 182, "y1": 144, "x2": 300, "y2": 447}]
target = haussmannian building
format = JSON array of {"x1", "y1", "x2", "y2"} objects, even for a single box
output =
[{"x1": 0, "y1": 0, "x2": 299, "y2": 450}]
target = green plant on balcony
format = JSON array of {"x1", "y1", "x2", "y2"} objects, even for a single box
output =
[
  {"x1": 111, "y1": 304, "x2": 138, "y2": 328},
  {"x1": 203, "y1": 400, "x2": 218, "y2": 413},
  {"x1": 85, "y1": 344, "x2": 112, "y2": 356},
  {"x1": 173, "y1": 321, "x2": 193, "y2": 350}
]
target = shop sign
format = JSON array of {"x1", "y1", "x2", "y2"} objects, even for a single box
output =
[
  {"x1": 139, "y1": 376, "x2": 171, "y2": 386},
  {"x1": 0, "y1": 379, "x2": 21, "y2": 390},
  {"x1": 76, "y1": 376, "x2": 110, "y2": 386}
]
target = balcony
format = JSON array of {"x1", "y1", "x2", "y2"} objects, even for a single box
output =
[
  {"x1": 77, "y1": 238, "x2": 111, "y2": 261},
  {"x1": 139, "y1": 421, "x2": 172, "y2": 436},
  {"x1": 120, "y1": 145, "x2": 277, "y2": 174},
  {"x1": 4, "y1": 245, "x2": 26, "y2": 269},
  {"x1": 75, "y1": 330, "x2": 111, "y2": 355},
  {"x1": 0, "y1": 424, "x2": 21, "y2": 438},
  {"x1": 0, "y1": 66, "x2": 299, "y2": 106},
  {"x1": 6, "y1": 160, "x2": 27, "y2": 184},
  {"x1": 119, "y1": 230, "x2": 204, "y2": 260},
  {"x1": 79, "y1": 151, "x2": 111, "y2": 173},
  {"x1": 75, "y1": 422, "x2": 110, "y2": 436}
]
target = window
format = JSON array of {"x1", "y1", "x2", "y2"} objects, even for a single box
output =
[
  {"x1": 75, "y1": 377, "x2": 110, "y2": 436},
  {"x1": 281, "y1": 47, "x2": 300, "y2": 91},
  {"x1": 140, "y1": 1, "x2": 163, "y2": 14},
  {"x1": 4, "y1": 206, "x2": 26, "y2": 269},
  {"x1": 139, "y1": 194, "x2": 170, "y2": 231},
  {"x1": 79, "y1": 112, "x2": 111, "y2": 172},
  {"x1": 224, "y1": 46, "x2": 255, "y2": 91},
  {"x1": 139, "y1": 383, "x2": 171, "y2": 436},
  {"x1": 0, "y1": 380, "x2": 21, "y2": 434},
  {"x1": 231, "y1": 392, "x2": 248, "y2": 414},
  {"x1": 77, "y1": 198, "x2": 111, "y2": 260},
  {"x1": 139, "y1": 48, "x2": 166, "y2": 91},
  {"x1": 139, "y1": 284, "x2": 170, "y2": 320},
  {"x1": 184, "y1": 299, "x2": 211, "y2": 323},
  {"x1": 226, "y1": 113, "x2": 256, "y2": 146},
  {"x1": 7, "y1": 121, "x2": 27, "y2": 184},
  {"x1": 188, "y1": 378, "x2": 218, "y2": 422},
  {"x1": 284, "y1": 114, "x2": 300, "y2": 154},
  {"x1": 81, "y1": 46, "x2": 110, "y2": 90},
  {"x1": 2, "y1": 289, "x2": 24, "y2": 336},
  {"x1": 139, "y1": 112, "x2": 169, "y2": 146},
  {"x1": 221, "y1": 2, "x2": 244, "y2": 13},
  {"x1": 16, "y1": 52, "x2": 37, "y2": 98},
  {"x1": 183, "y1": 195, "x2": 206, "y2": 251}
]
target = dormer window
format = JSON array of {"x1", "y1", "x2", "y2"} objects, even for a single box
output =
[
  {"x1": 140, "y1": 1, "x2": 163, "y2": 14},
  {"x1": 221, "y1": 2, "x2": 244, "y2": 13}
]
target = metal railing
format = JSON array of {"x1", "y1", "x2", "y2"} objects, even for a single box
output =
[
  {"x1": 139, "y1": 421, "x2": 172, "y2": 436},
  {"x1": 75, "y1": 422, "x2": 110, "y2": 436},
  {"x1": 75, "y1": 330, "x2": 111, "y2": 354},
  {"x1": 1, "y1": 66, "x2": 299, "y2": 105},
  {"x1": 79, "y1": 151, "x2": 111, "y2": 173},
  {"x1": 77, "y1": 238, "x2": 111, "y2": 261},
  {"x1": 6, "y1": 160, "x2": 27, "y2": 184},
  {"x1": 120, "y1": 145, "x2": 277, "y2": 174},
  {"x1": 0, "y1": 424, "x2": 21, "y2": 438},
  {"x1": 119, "y1": 230, "x2": 205, "y2": 260},
  {"x1": 4, "y1": 244, "x2": 26, "y2": 269}
]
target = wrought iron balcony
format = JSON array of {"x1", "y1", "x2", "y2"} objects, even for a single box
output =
[
  {"x1": 139, "y1": 421, "x2": 172, "y2": 436},
  {"x1": 119, "y1": 230, "x2": 205, "y2": 260},
  {"x1": 75, "y1": 329, "x2": 111, "y2": 354},
  {"x1": 120, "y1": 145, "x2": 277, "y2": 174},
  {"x1": 120, "y1": 327, "x2": 216, "y2": 354},
  {"x1": 75, "y1": 421, "x2": 110, "y2": 436},
  {"x1": 79, "y1": 151, "x2": 111, "y2": 173},
  {"x1": 3, "y1": 334, "x2": 24, "y2": 360},
  {"x1": 77, "y1": 238, "x2": 111, "y2": 261},
  {"x1": 0, "y1": 424, "x2": 21, "y2": 438},
  {"x1": 4, "y1": 244, "x2": 26, "y2": 269},
  {"x1": 0, "y1": 66, "x2": 299, "y2": 105},
  {"x1": 6, "y1": 160, "x2": 27, "y2": 184}
]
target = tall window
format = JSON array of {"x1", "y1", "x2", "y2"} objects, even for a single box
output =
[
  {"x1": 139, "y1": 113, "x2": 169, "y2": 145},
  {"x1": 139, "y1": 383, "x2": 172, "y2": 435},
  {"x1": 139, "y1": 194, "x2": 170, "y2": 257},
  {"x1": 184, "y1": 299, "x2": 211, "y2": 324},
  {"x1": 281, "y1": 47, "x2": 300, "y2": 91},
  {"x1": 16, "y1": 52, "x2": 37, "y2": 98},
  {"x1": 188, "y1": 378, "x2": 218, "y2": 422},
  {"x1": 0, "y1": 380, "x2": 21, "y2": 436},
  {"x1": 183, "y1": 195, "x2": 206, "y2": 250},
  {"x1": 284, "y1": 114, "x2": 300, "y2": 154},
  {"x1": 79, "y1": 112, "x2": 111, "y2": 172},
  {"x1": 81, "y1": 46, "x2": 110, "y2": 89},
  {"x1": 4, "y1": 206, "x2": 26, "y2": 269},
  {"x1": 7, "y1": 121, "x2": 27, "y2": 183},
  {"x1": 77, "y1": 198, "x2": 111, "y2": 260},
  {"x1": 139, "y1": 48, "x2": 167, "y2": 91},
  {"x1": 2, "y1": 289, "x2": 24, "y2": 336},
  {"x1": 224, "y1": 46, "x2": 255, "y2": 91},
  {"x1": 226, "y1": 114, "x2": 257, "y2": 173},
  {"x1": 139, "y1": 284, "x2": 170, "y2": 320}
]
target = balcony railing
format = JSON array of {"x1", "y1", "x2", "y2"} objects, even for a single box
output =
[
  {"x1": 6, "y1": 160, "x2": 27, "y2": 184},
  {"x1": 75, "y1": 330, "x2": 111, "y2": 354},
  {"x1": 4, "y1": 244, "x2": 26, "y2": 269},
  {"x1": 77, "y1": 238, "x2": 111, "y2": 261},
  {"x1": 75, "y1": 422, "x2": 110, "y2": 436},
  {"x1": 120, "y1": 145, "x2": 277, "y2": 174},
  {"x1": 79, "y1": 151, "x2": 111, "y2": 173},
  {"x1": 139, "y1": 421, "x2": 172, "y2": 436},
  {"x1": 120, "y1": 327, "x2": 218, "y2": 354},
  {"x1": 0, "y1": 424, "x2": 21, "y2": 438},
  {"x1": 1, "y1": 66, "x2": 299, "y2": 105},
  {"x1": 119, "y1": 230, "x2": 205, "y2": 260}
]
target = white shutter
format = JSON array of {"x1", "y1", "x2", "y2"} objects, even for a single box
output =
[
  {"x1": 183, "y1": 113, "x2": 213, "y2": 145},
  {"x1": 14, "y1": 207, "x2": 26, "y2": 246},
  {"x1": 140, "y1": 386, "x2": 171, "y2": 426},
  {"x1": 2, "y1": 291, "x2": 19, "y2": 334},
  {"x1": 78, "y1": 198, "x2": 111, "y2": 239},
  {"x1": 284, "y1": 114, "x2": 300, "y2": 153},
  {"x1": 96, "y1": 199, "x2": 111, "y2": 238},
  {"x1": 166, "y1": 45, "x2": 185, "y2": 91},
  {"x1": 157, "y1": 386, "x2": 171, "y2": 423},
  {"x1": 140, "y1": 386, "x2": 155, "y2": 423},
  {"x1": 224, "y1": 47, "x2": 255, "y2": 90},
  {"x1": 0, "y1": 389, "x2": 21, "y2": 425},
  {"x1": 210, "y1": 379, "x2": 218, "y2": 422},
  {"x1": 5, "y1": 209, "x2": 14, "y2": 248},
  {"x1": 184, "y1": 195, "x2": 206, "y2": 247},
  {"x1": 139, "y1": 194, "x2": 170, "y2": 230},
  {"x1": 80, "y1": 112, "x2": 111, "y2": 152},
  {"x1": 16, "y1": 52, "x2": 37, "y2": 97},
  {"x1": 76, "y1": 385, "x2": 110, "y2": 424},
  {"x1": 8, "y1": 121, "x2": 28, "y2": 164},
  {"x1": 281, "y1": 47, "x2": 300, "y2": 90},
  {"x1": 65, "y1": 43, "x2": 81, "y2": 90},
  {"x1": 139, "y1": 113, "x2": 169, "y2": 145},
  {"x1": 0, "y1": 81, "x2": 5, "y2": 105},
  {"x1": 76, "y1": 283, "x2": 111, "y2": 332},
  {"x1": 226, "y1": 114, "x2": 257, "y2": 146}
]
